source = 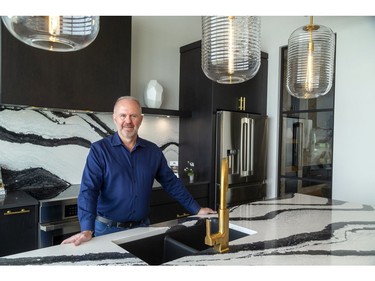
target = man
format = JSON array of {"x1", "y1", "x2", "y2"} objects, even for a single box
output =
[{"x1": 62, "y1": 96, "x2": 216, "y2": 246}]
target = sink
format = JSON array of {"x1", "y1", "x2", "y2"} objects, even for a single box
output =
[{"x1": 117, "y1": 218, "x2": 255, "y2": 265}]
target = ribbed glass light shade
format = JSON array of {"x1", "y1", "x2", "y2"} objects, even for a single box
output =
[
  {"x1": 1, "y1": 16, "x2": 100, "y2": 52},
  {"x1": 286, "y1": 18, "x2": 335, "y2": 99},
  {"x1": 202, "y1": 16, "x2": 261, "y2": 84}
]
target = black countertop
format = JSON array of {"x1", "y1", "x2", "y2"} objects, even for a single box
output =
[{"x1": 0, "y1": 190, "x2": 38, "y2": 209}]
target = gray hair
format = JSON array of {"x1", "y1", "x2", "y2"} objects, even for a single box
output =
[{"x1": 113, "y1": 96, "x2": 142, "y2": 113}]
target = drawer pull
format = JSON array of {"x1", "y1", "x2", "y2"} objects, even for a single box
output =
[
  {"x1": 4, "y1": 209, "x2": 30, "y2": 215},
  {"x1": 238, "y1": 97, "x2": 246, "y2": 111},
  {"x1": 176, "y1": 212, "x2": 190, "y2": 218}
]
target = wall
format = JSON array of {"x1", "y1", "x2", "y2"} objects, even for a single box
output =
[
  {"x1": 325, "y1": 17, "x2": 375, "y2": 205},
  {"x1": 131, "y1": 16, "x2": 202, "y2": 109}
]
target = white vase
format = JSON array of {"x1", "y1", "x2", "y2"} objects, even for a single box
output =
[{"x1": 144, "y1": 80, "x2": 163, "y2": 108}]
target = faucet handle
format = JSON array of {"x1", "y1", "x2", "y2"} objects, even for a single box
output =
[
  {"x1": 205, "y1": 218, "x2": 211, "y2": 235},
  {"x1": 205, "y1": 218, "x2": 213, "y2": 246}
]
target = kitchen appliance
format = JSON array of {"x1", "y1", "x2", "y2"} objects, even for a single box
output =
[
  {"x1": 37, "y1": 184, "x2": 81, "y2": 248},
  {"x1": 215, "y1": 110, "x2": 267, "y2": 207}
]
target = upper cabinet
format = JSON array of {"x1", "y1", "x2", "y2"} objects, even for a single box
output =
[
  {"x1": 179, "y1": 40, "x2": 268, "y2": 115},
  {"x1": 1, "y1": 16, "x2": 131, "y2": 112}
]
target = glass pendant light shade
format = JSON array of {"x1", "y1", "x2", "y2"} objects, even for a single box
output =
[
  {"x1": 1, "y1": 16, "x2": 100, "y2": 52},
  {"x1": 201, "y1": 16, "x2": 261, "y2": 84},
  {"x1": 286, "y1": 17, "x2": 335, "y2": 99}
]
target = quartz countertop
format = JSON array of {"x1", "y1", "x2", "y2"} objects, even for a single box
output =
[{"x1": 1, "y1": 193, "x2": 374, "y2": 266}]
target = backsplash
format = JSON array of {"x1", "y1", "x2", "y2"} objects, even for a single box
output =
[{"x1": 0, "y1": 104, "x2": 179, "y2": 195}]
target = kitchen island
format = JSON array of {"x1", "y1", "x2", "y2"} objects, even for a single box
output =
[{"x1": 0, "y1": 193, "x2": 374, "y2": 265}]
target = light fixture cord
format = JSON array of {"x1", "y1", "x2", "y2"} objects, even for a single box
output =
[
  {"x1": 228, "y1": 16, "x2": 235, "y2": 82},
  {"x1": 306, "y1": 16, "x2": 315, "y2": 94},
  {"x1": 309, "y1": 16, "x2": 314, "y2": 48}
]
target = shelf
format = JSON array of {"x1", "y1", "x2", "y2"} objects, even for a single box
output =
[{"x1": 142, "y1": 107, "x2": 191, "y2": 118}]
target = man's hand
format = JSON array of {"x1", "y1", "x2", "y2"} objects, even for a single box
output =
[
  {"x1": 61, "y1": 230, "x2": 93, "y2": 246},
  {"x1": 197, "y1": 207, "x2": 217, "y2": 215}
]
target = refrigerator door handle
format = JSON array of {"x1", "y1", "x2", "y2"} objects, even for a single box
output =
[
  {"x1": 240, "y1": 117, "x2": 254, "y2": 177},
  {"x1": 226, "y1": 149, "x2": 236, "y2": 174}
]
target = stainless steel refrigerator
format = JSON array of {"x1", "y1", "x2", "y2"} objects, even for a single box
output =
[{"x1": 215, "y1": 110, "x2": 268, "y2": 207}]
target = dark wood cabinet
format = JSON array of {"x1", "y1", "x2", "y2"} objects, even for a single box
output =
[
  {"x1": 178, "y1": 40, "x2": 268, "y2": 207},
  {"x1": 0, "y1": 191, "x2": 38, "y2": 257},
  {"x1": 142, "y1": 107, "x2": 191, "y2": 118},
  {"x1": 1, "y1": 16, "x2": 131, "y2": 112},
  {"x1": 211, "y1": 64, "x2": 268, "y2": 114},
  {"x1": 179, "y1": 40, "x2": 268, "y2": 115},
  {"x1": 149, "y1": 182, "x2": 209, "y2": 224}
]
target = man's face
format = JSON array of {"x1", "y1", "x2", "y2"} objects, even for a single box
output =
[{"x1": 113, "y1": 99, "x2": 143, "y2": 141}]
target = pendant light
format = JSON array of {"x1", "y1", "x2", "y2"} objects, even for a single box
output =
[
  {"x1": 201, "y1": 16, "x2": 261, "y2": 84},
  {"x1": 286, "y1": 16, "x2": 335, "y2": 99},
  {"x1": 1, "y1": 16, "x2": 100, "y2": 52}
]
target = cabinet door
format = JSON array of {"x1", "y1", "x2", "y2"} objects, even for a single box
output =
[
  {"x1": 212, "y1": 55, "x2": 268, "y2": 115},
  {"x1": 150, "y1": 197, "x2": 208, "y2": 224},
  {"x1": 1, "y1": 16, "x2": 131, "y2": 112},
  {"x1": 179, "y1": 40, "x2": 268, "y2": 116},
  {"x1": 179, "y1": 41, "x2": 214, "y2": 186},
  {"x1": 0, "y1": 205, "x2": 38, "y2": 257},
  {"x1": 149, "y1": 183, "x2": 209, "y2": 224}
]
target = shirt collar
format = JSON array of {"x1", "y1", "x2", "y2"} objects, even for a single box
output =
[{"x1": 112, "y1": 132, "x2": 146, "y2": 149}]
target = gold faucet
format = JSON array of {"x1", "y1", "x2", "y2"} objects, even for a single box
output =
[{"x1": 205, "y1": 158, "x2": 229, "y2": 253}]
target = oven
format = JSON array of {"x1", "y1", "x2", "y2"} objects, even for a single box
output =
[{"x1": 37, "y1": 185, "x2": 81, "y2": 248}]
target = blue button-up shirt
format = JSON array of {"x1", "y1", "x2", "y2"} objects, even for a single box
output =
[{"x1": 78, "y1": 133, "x2": 201, "y2": 231}]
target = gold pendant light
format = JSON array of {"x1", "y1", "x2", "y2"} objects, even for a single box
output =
[
  {"x1": 1, "y1": 16, "x2": 100, "y2": 52},
  {"x1": 201, "y1": 16, "x2": 261, "y2": 84},
  {"x1": 286, "y1": 16, "x2": 335, "y2": 99}
]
